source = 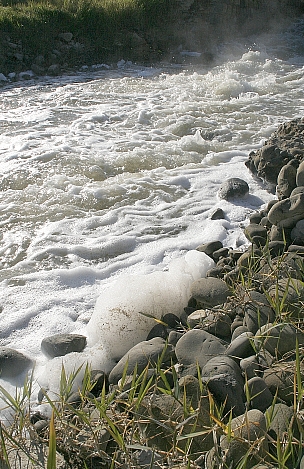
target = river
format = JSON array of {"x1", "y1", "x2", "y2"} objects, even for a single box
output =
[{"x1": 0, "y1": 18, "x2": 304, "y2": 407}]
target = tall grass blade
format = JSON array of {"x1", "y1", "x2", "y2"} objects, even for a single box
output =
[{"x1": 47, "y1": 411, "x2": 57, "y2": 469}]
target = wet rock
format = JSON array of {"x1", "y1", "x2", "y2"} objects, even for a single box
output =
[
  {"x1": 249, "y1": 212, "x2": 263, "y2": 224},
  {"x1": 175, "y1": 329, "x2": 226, "y2": 368},
  {"x1": 58, "y1": 32, "x2": 73, "y2": 43},
  {"x1": 0, "y1": 347, "x2": 32, "y2": 378},
  {"x1": 48, "y1": 63, "x2": 61, "y2": 76},
  {"x1": 146, "y1": 323, "x2": 168, "y2": 340},
  {"x1": 89, "y1": 369, "x2": 109, "y2": 396},
  {"x1": 245, "y1": 118, "x2": 304, "y2": 185},
  {"x1": 196, "y1": 240, "x2": 223, "y2": 258},
  {"x1": 41, "y1": 333, "x2": 87, "y2": 358},
  {"x1": 244, "y1": 223, "x2": 268, "y2": 247},
  {"x1": 218, "y1": 178, "x2": 249, "y2": 199},
  {"x1": 108, "y1": 337, "x2": 174, "y2": 384},
  {"x1": 190, "y1": 277, "x2": 231, "y2": 308},
  {"x1": 210, "y1": 208, "x2": 225, "y2": 220}
]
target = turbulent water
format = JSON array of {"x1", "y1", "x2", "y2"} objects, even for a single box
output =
[{"x1": 0, "y1": 19, "x2": 304, "y2": 406}]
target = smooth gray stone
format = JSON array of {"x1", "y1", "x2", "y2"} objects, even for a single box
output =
[
  {"x1": 190, "y1": 277, "x2": 231, "y2": 308},
  {"x1": 218, "y1": 178, "x2": 249, "y2": 200},
  {"x1": 268, "y1": 192, "x2": 304, "y2": 228},
  {"x1": 246, "y1": 376, "x2": 273, "y2": 412},
  {"x1": 41, "y1": 333, "x2": 87, "y2": 358},
  {"x1": 210, "y1": 208, "x2": 225, "y2": 220},
  {"x1": 201, "y1": 356, "x2": 245, "y2": 416},
  {"x1": 254, "y1": 323, "x2": 304, "y2": 357},
  {"x1": 109, "y1": 337, "x2": 174, "y2": 384},
  {"x1": 226, "y1": 332, "x2": 254, "y2": 360},
  {"x1": 0, "y1": 347, "x2": 32, "y2": 379},
  {"x1": 243, "y1": 291, "x2": 275, "y2": 334},
  {"x1": 196, "y1": 240, "x2": 223, "y2": 257},
  {"x1": 175, "y1": 329, "x2": 226, "y2": 368}
]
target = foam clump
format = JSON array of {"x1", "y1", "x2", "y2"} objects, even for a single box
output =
[{"x1": 87, "y1": 250, "x2": 214, "y2": 361}]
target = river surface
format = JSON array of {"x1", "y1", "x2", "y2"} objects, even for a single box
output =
[{"x1": 0, "y1": 19, "x2": 304, "y2": 408}]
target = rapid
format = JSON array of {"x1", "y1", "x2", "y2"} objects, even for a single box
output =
[{"x1": 0, "y1": 18, "x2": 304, "y2": 408}]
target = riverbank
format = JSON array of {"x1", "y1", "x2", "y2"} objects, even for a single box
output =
[
  {"x1": 0, "y1": 0, "x2": 304, "y2": 81},
  {"x1": 1, "y1": 118, "x2": 304, "y2": 468}
]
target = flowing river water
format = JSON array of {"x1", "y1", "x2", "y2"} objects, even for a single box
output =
[{"x1": 0, "y1": 18, "x2": 304, "y2": 406}]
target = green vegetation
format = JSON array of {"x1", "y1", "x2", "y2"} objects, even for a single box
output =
[{"x1": 0, "y1": 0, "x2": 179, "y2": 73}]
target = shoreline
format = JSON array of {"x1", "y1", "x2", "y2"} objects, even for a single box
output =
[{"x1": 0, "y1": 118, "x2": 303, "y2": 468}]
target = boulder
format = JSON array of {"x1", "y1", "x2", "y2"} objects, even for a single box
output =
[
  {"x1": 226, "y1": 331, "x2": 255, "y2": 360},
  {"x1": 189, "y1": 277, "x2": 231, "y2": 308},
  {"x1": 201, "y1": 356, "x2": 245, "y2": 416},
  {"x1": 108, "y1": 337, "x2": 174, "y2": 384},
  {"x1": 175, "y1": 329, "x2": 226, "y2": 368},
  {"x1": 41, "y1": 333, "x2": 87, "y2": 358},
  {"x1": 0, "y1": 347, "x2": 32, "y2": 378},
  {"x1": 196, "y1": 240, "x2": 223, "y2": 258},
  {"x1": 296, "y1": 160, "x2": 304, "y2": 186},
  {"x1": 244, "y1": 224, "x2": 268, "y2": 247},
  {"x1": 243, "y1": 290, "x2": 275, "y2": 334},
  {"x1": 246, "y1": 376, "x2": 273, "y2": 411},
  {"x1": 218, "y1": 178, "x2": 249, "y2": 200}
]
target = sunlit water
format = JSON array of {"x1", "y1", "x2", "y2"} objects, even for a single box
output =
[{"x1": 0, "y1": 19, "x2": 304, "y2": 409}]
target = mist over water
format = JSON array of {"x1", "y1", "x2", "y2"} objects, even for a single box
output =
[{"x1": 0, "y1": 18, "x2": 304, "y2": 404}]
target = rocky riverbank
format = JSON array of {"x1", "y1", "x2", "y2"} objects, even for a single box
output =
[{"x1": 0, "y1": 118, "x2": 303, "y2": 468}]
